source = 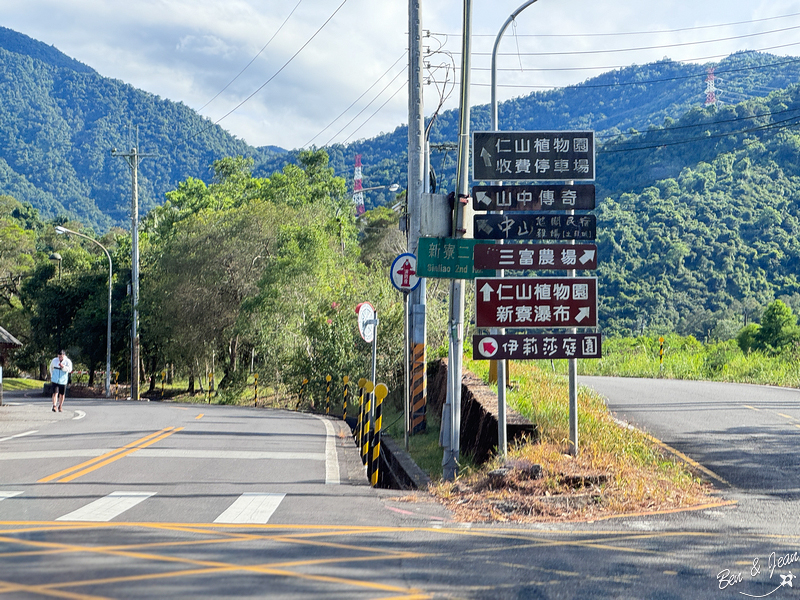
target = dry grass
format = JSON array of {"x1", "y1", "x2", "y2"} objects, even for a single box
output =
[{"x1": 428, "y1": 359, "x2": 716, "y2": 523}]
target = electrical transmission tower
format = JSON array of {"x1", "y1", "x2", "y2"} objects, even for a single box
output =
[
  {"x1": 704, "y1": 67, "x2": 718, "y2": 107},
  {"x1": 353, "y1": 154, "x2": 365, "y2": 216}
]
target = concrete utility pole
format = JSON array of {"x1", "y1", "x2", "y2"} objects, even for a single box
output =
[
  {"x1": 113, "y1": 146, "x2": 155, "y2": 402},
  {"x1": 443, "y1": 0, "x2": 474, "y2": 481},
  {"x1": 408, "y1": 0, "x2": 428, "y2": 436}
]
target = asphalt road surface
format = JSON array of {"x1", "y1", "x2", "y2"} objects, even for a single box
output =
[{"x1": 1, "y1": 385, "x2": 799, "y2": 599}]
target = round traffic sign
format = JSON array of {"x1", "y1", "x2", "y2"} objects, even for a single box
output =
[
  {"x1": 356, "y1": 301, "x2": 376, "y2": 343},
  {"x1": 390, "y1": 253, "x2": 420, "y2": 293}
]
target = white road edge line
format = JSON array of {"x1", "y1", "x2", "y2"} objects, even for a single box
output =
[
  {"x1": 56, "y1": 491, "x2": 156, "y2": 522},
  {"x1": 0, "y1": 430, "x2": 38, "y2": 444},
  {"x1": 214, "y1": 493, "x2": 286, "y2": 524},
  {"x1": 0, "y1": 492, "x2": 23, "y2": 501},
  {"x1": 313, "y1": 415, "x2": 340, "y2": 485}
]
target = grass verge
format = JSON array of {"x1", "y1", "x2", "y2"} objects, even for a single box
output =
[
  {"x1": 1, "y1": 378, "x2": 44, "y2": 391},
  {"x1": 423, "y1": 358, "x2": 716, "y2": 523}
]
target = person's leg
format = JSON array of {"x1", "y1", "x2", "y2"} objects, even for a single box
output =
[
  {"x1": 51, "y1": 385, "x2": 58, "y2": 411},
  {"x1": 57, "y1": 390, "x2": 65, "y2": 411}
]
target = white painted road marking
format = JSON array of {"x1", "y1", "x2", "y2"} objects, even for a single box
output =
[
  {"x1": 56, "y1": 492, "x2": 156, "y2": 522},
  {"x1": 0, "y1": 492, "x2": 23, "y2": 501},
  {"x1": 73, "y1": 410, "x2": 86, "y2": 420},
  {"x1": 0, "y1": 430, "x2": 38, "y2": 444},
  {"x1": 314, "y1": 416, "x2": 340, "y2": 485},
  {"x1": 214, "y1": 493, "x2": 286, "y2": 524}
]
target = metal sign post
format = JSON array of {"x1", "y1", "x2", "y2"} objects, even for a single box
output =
[{"x1": 390, "y1": 253, "x2": 421, "y2": 451}]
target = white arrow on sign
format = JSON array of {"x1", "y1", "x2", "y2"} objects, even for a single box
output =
[
  {"x1": 575, "y1": 307, "x2": 591, "y2": 322},
  {"x1": 480, "y1": 282, "x2": 494, "y2": 302},
  {"x1": 480, "y1": 147, "x2": 492, "y2": 167},
  {"x1": 579, "y1": 249, "x2": 596, "y2": 265},
  {"x1": 476, "y1": 219, "x2": 494, "y2": 235},
  {"x1": 476, "y1": 191, "x2": 491, "y2": 206}
]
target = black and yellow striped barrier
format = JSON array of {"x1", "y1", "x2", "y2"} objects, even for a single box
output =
[
  {"x1": 325, "y1": 375, "x2": 332, "y2": 415},
  {"x1": 361, "y1": 380, "x2": 374, "y2": 467},
  {"x1": 342, "y1": 376, "x2": 349, "y2": 420},
  {"x1": 254, "y1": 372, "x2": 258, "y2": 406},
  {"x1": 356, "y1": 378, "x2": 367, "y2": 450},
  {"x1": 370, "y1": 383, "x2": 388, "y2": 487},
  {"x1": 299, "y1": 377, "x2": 308, "y2": 409}
]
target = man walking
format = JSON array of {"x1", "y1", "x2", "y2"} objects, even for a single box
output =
[{"x1": 50, "y1": 350, "x2": 73, "y2": 412}]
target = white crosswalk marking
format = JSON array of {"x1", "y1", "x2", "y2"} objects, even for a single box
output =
[
  {"x1": 0, "y1": 492, "x2": 23, "y2": 501},
  {"x1": 56, "y1": 492, "x2": 156, "y2": 522},
  {"x1": 214, "y1": 493, "x2": 286, "y2": 524}
]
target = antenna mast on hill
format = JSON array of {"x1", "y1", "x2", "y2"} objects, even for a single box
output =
[
  {"x1": 353, "y1": 154, "x2": 365, "y2": 216},
  {"x1": 704, "y1": 67, "x2": 718, "y2": 107}
]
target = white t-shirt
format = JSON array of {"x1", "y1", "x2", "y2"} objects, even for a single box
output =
[{"x1": 50, "y1": 356, "x2": 73, "y2": 386}]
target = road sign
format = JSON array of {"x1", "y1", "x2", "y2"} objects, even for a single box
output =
[
  {"x1": 473, "y1": 243, "x2": 597, "y2": 271},
  {"x1": 473, "y1": 333, "x2": 602, "y2": 360},
  {"x1": 475, "y1": 277, "x2": 597, "y2": 328},
  {"x1": 474, "y1": 214, "x2": 596, "y2": 240},
  {"x1": 473, "y1": 131, "x2": 595, "y2": 182},
  {"x1": 417, "y1": 237, "x2": 495, "y2": 279},
  {"x1": 390, "y1": 253, "x2": 420, "y2": 293},
  {"x1": 356, "y1": 302, "x2": 376, "y2": 343},
  {"x1": 472, "y1": 184, "x2": 595, "y2": 212}
]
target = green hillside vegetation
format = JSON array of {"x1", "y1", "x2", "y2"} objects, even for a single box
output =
[{"x1": 2, "y1": 25, "x2": 800, "y2": 228}]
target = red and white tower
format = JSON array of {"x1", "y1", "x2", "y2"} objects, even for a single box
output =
[
  {"x1": 353, "y1": 154, "x2": 365, "y2": 216},
  {"x1": 704, "y1": 68, "x2": 717, "y2": 107}
]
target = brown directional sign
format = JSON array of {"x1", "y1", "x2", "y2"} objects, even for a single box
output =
[
  {"x1": 475, "y1": 277, "x2": 597, "y2": 329},
  {"x1": 474, "y1": 214, "x2": 596, "y2": 240},
  {"x1": 472, "y1": 184, "x2": 595, "y2": 212},
  {"x1": 473, "y1": 333, "x2": 602, "y2": 360},
  {"x1": 473, "y1": 243, "x2": 597, "y2": 271},
  {"x1": 473, "y1": 131, "x2": 595, "y2": 182}
]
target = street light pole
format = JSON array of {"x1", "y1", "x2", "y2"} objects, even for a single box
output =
[
  {"x1": 55, "y1": 226, "x2": 113, "y2": 398},
  {"x1": 490, "y1": 0, "x2": 540, "y2": 460}
]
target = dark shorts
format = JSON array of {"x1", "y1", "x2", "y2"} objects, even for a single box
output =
[{"x1": 52, "y1": 383, "x2": 66, "y2": 395}]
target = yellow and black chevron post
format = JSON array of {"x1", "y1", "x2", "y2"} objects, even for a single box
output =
[
  {"x1": 361, "y1": 381, "x2": 374, "y2": 467},
  {"x1": 253, "y1": 372, "x2": 258, "y2": 406},
  {"x1": 325, "y1": 375, "x2": 332, "y2": 415},
  {"x1": 342, "y1": 376, "x2": 349, "y2": 420},
  {"x1": 370, "y1": 383, "x2": 388, "y2": 487},
  {"x1": 411, "y1": 342, "x2": 427, "y2": 434},
  {"x1": 299, "y1": 377, "x2": 309, "y2": 409},
  {"x1": 355, "y1": 378, "x2": 367, "y2": 444}
]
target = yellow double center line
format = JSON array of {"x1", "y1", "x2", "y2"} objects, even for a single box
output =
[{"x1": 38, "y1": 427, "x2": 184, "y2": 484}]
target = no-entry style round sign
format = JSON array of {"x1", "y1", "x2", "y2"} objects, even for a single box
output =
[{"x1": 390, "y1": 253, "x2": 420, "y2": 293}]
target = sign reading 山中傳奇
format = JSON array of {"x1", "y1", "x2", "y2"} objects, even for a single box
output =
[{"x1": 473, "y1": 131, "x2": 595, "y2": 182}]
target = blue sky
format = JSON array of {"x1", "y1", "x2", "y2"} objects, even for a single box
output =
[{"x1": 1, "y1": 0, "x2": 798, "y2": 150}]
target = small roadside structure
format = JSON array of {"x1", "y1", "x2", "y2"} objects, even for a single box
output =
[{"x1": 0, "y1": 325, "x2": 23, "y2": 406}]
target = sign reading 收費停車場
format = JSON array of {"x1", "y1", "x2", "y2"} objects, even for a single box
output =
[
  {"x1": 475, "y1": 276, "x2": 597, "y2": 329},
  {"x1": 472, "y1": 184, "x2": 595, "y2": 212},
  {"x1": 473, "y1": 333, "x2": 602, "y2": 360},
  {"x1": 474, "y1": 213, "x2": 595, "y2": 240},
  {"x1": 473, "y1": 131, "x2": 595, "y2": 182},
  {"x1": 416, "y1": 237, "x2": 495, "y2": 279}
]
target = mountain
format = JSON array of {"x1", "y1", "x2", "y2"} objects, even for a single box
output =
[
  {"x1": 0, "y1": 27, "x2": 283, "y2": 231},
  {"x1": 2, "y1": 26, "x2": 800, "y2": 231}
]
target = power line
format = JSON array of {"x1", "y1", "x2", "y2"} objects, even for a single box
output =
[
  {"x1": 303, "y1": 52, "x2": 406, "y2": 149},
  {"x1": 340, "y1": 81, "x2": 408, "y2": 146},
  {"x1": 324, "y1": 68, "x2": 407, "y2": 147},
  {"x1": 196, "y1": 0, "x2": 304, "y2": 113},
  {"x1": 430, "y1": 10, "x2": 800, "y2": 39}
]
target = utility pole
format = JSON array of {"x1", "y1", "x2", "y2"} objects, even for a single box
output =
[
  {"x1": 113, "y1": 145, "x2": 155, "y2": 402},
  {"x1": 443, "y1": 0, "x2": 474, "y2": 481},
  {"x1": 408, "y1": 0, "x2": 428, "y2": 436}
]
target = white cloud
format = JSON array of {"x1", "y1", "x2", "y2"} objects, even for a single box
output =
[{"x1": 1, "y1": 0, "x2": 799, "y2": 149}]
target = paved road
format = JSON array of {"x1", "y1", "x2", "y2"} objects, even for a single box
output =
[{"x1": 1, "y1": 387, "x2": 799, "y2": 599}]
